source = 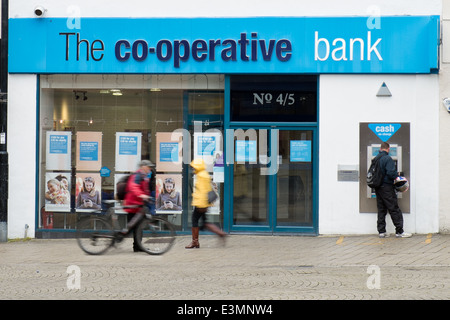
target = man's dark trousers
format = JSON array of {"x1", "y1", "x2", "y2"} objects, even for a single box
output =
[{"x1": 375, "y1": 184, "x2": 404, "y2": 234}]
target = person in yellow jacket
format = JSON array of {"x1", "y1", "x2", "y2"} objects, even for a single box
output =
[{"x1": 185, "y1": 158, "x2": 227, "y2": 249}]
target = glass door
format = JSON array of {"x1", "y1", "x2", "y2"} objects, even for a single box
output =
[
  {"x1": 275, "y1": 129, "x2": 314, "y2": 231},
  {"x1": 231, "y1": 129, "x2": 271, "y2": 232},
  {"x1": 229, "y1": 128, "x2": 317, "y2": 234}
]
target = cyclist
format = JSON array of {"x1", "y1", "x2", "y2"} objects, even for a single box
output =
[{"x1": 117, "y1": 160, "x2": 155, "y2": 252}]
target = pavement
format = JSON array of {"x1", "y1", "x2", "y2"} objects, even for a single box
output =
[{"x1": 0, "y1": 233, "x2": 449, "y2": 301}]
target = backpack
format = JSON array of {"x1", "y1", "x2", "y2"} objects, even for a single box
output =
[
  {"x1": 115, "y1": 175, "x2": 131, "y2": 200},
  {"x1": 366, "y1": 154, "x2": 385, "y2": 189}
]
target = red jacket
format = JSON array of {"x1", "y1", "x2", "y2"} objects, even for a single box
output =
[{"x1": 124, "y1": 170, "x2": 150, "y2": 213}]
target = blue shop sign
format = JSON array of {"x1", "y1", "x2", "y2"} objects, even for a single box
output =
[{"x1": 9, "y1": 16, "x2": 439, "y2": 74}]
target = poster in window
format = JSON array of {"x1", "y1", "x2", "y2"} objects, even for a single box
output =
[
  {"x1": 155, "y1": 174, "x2": 182, "y2": 214},
  {"x1": 44, "y1": 172, "x2": 71, "y2": 212},
  {"x1": 115, "y1": 132, "x2": 142, "y2": 172},
  {"x1": 76, "y1": 131, "x2": 102, "y2": 171},
  {"x1": 75, "y1": 173, "x2": 102, "y2": 212},
  {"x1": 194, "y1": 132, "x2": 222, "y2": 172},
  {"x1": 156, "y1": 132, "x2": 183, "y2": 172},
  {"x1": 290, "y1": 140, "x2": 311, "y2": 162},
  {"x1": 77, "y1": 131, "x2": 102, "y2": 171},
  {"x1": 46, "y1": 131, "x2": 71, "y2": 170},
  {"x1": 235, "y1": 140, "x2": 257, "y2": 163}
]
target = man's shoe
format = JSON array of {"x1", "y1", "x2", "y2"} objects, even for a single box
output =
[
  {"x1": 114, "y1": 231, "x2": 126, "y2": 243},
  {"x1": 379, "y1": 233, "x2": 390, "y2": 238},
  {"x1": 396, "y1": 232, "x2": 412, "y2": 238}
]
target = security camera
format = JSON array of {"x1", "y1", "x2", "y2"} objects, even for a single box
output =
[
  {"x1": 443, "y1": 98, "x2": 450, "y2": 112},
  {"x1": 34, "y1": 6, "x2": 46, "y2": 17}
]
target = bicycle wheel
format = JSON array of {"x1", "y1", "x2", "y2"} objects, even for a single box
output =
[
  {"x1": 136, "y1": 216, "x2": 176, "y2": 255},
  {"x1": 76, "y1": 217, "x2": 115, "y2": 255}
]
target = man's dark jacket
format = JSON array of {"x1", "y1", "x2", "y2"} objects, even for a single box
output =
[{"x1": 378, "y1": 150, "x2": 398, "y2": 185}]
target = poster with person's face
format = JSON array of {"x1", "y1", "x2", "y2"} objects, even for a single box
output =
[
  {"x1": 44, "y1": 172, "x2": 71, "y2": 212},
  {"x1": 75, "y1": 173, "x2": 102, "y2": 212},
  {"x1": 155, "y1": 174, "x2": 182, "y2": 214}
]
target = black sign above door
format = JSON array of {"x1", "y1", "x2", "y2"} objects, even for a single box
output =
[{"x1": 230, "y1": 75, "x2": 317, "y2": 123}]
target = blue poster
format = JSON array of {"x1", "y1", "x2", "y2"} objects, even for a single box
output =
[
  {"x1": 119, "y1": 136, "x2": 138, "y2": 155},
  {"x1": 290, "y1": 140, "x2": 311, "y2": 162},
  {"x1": 49, "y1": 134, "x2": 68, "y2": 154},
  {"x1": 160, "y1": 142, "x2": 179, "y2": 162},
  {"x1": 236, "y1": 140, "x2": 257, "y2": 162},
  {"x1": 79, "y1": 141, "x2": 99, "y2": 161}
]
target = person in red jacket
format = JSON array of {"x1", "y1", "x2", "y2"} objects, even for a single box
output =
[{"x1": 118, "y1": 160, "x2": 154, "y2": 252}]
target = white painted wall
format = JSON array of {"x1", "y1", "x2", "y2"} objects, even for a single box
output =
[
  {"x1": 319, "y1": 74, "x2": 439, "y2": 235},
  {"x1": 7, "y1": 74, "x2": 38, "y2": 239}
]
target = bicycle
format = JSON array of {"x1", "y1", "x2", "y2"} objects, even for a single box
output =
[{"x1": 76, "y1": 199, "x2": 176, "y2": 255}]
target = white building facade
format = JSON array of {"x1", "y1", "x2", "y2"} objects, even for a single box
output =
[{"x1": 5, "y1": 0, "x2": 445, "y2": 238}]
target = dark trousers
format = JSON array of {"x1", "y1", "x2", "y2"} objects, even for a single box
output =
[
  {"x1": 191, "y1": 207, "x2": 208, "y2": 229},
  {"x1": 127, "y1": 212, "x2": 145, "y2": 249},
  {"x1": 375, "y1": 184, "x2": 404, "y2": 234}
]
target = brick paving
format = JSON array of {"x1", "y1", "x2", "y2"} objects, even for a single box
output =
[{"x1": 0, "y1": 233, "x2": 449, "y2": 300}]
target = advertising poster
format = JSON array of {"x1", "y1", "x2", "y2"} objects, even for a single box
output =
[
  {"x1": 235, "y1": 140, "x2": 257, "y2": 163},
  {"x1": 155, "y1": 174, "x2": 182, "y2": 214},
  {"x1": 75, "y1": 173, "x2": 102, "y2": 212},
  {"x1": 44, "y1": 172, "x2": 71, "y2": 212},
  {"x1": 46, "y1": 131, "x2": 71, "y2": 170},
  {"x1": 194, "y1": 132, "x2": 222, "y2": 172},
  {"x1": 156, "y1": 132, "x2": 183, "y2": 172},
  {"x1": 115, "y1": 132, "x2": 142, "y2": 172},
  {"x1": 76, "y1": 131, "x2": 102, "y2": 171}
]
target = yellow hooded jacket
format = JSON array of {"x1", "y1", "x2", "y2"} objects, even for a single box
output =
[{"x1": 190, "y1": 158, "x2": 212, "y2": 208}]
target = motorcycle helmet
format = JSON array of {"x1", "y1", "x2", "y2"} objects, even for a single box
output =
[{"x1": 394, "y1": 176, "x2": 409, "y2": 192}]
